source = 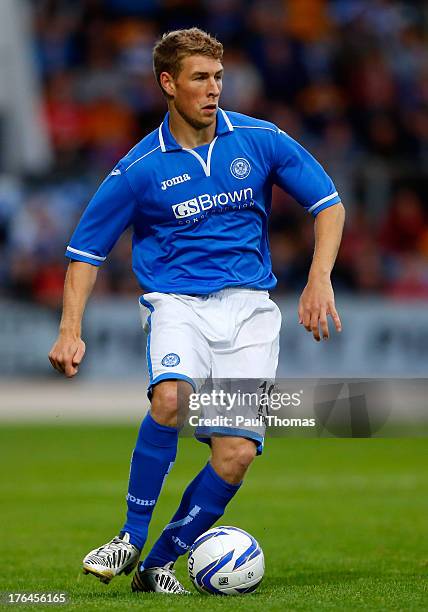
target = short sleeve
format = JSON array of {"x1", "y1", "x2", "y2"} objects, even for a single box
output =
[
  {"x1": 65, "y1": 164, "x2": 137, "y2": 265},
  {"x1": 272, "y1": 129, "x2": 341, "y2": 216}
]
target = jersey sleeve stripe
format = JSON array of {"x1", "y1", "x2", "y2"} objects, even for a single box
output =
[
  {"x1": 66, "y1": 246, "x2": 106, "y2": 261},
  {"x1": 308, "y1": 191, "x2": 339, "y2": 214}
]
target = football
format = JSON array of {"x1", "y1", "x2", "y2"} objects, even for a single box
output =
[{"x1": 187, "y1": 526, "x2": 264, "y2": 595}]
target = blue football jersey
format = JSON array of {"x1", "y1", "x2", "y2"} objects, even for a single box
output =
[{"x1": 66, "y1": 109, "x2": 341, "y2": 294}]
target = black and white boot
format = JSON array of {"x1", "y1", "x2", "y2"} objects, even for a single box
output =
[
  {"x1": 82, "y1": 532, "x2": 140, "y2": 584},
  {"x1": 131, "y1": 561, "x2": 190, "y2": 594}
]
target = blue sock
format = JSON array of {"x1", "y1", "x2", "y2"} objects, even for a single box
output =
[
  {"x1": 142, "y1": 462, "x2": 241, "y2": 569},
  {"x1": 121, "y1": 411, "x2": 178, "y2": 550}
]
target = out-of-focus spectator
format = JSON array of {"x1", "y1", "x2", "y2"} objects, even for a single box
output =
[
  {"x1": 32, "y1": 262, "x2": 66, "y2": 308},
  {"x1": 112, "y1": 20, "x2": 157, "y2": 78},
  {"x1": 380, "y1": 189, "x2": 426, "y2": 255},
  {"x1": 285, "y1": 0, "x2": 332, "y2": 43},
  {"x1": 336, "y1": 206, "x2": 384, "y2": 293},
  {"x1": 204, "y1": 0, "x2": 243, "y2": 44},
  {"x1": 386, "y1": 255, "x2": 428, "y2": 299},
  {"x1": 221, "y1": 48, "x2": 263, "y2": 113},
  {"x1": 83, "y1": 96, "x2": 139, "y2": 168},
  {"x1": 44, "y1": 73, "x2": 86, "y2": 159}
]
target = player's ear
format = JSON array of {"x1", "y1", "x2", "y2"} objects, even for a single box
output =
[{"x1": 160, "y1": 72, "x2": 176, "y2": 97}]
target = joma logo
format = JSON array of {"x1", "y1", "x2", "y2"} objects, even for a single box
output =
[
  {"x1": 171, "y1": 535, "x2": 189, "y2": 549},
  {"x1": 161, "y1": 173, "x2": 191, "y2": 190},
  {"x1": 126, "y1": 493, "x2": 156, "y2": 506}
]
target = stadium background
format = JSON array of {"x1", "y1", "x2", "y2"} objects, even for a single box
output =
[{"x1": 0, "y1": 2, "x2": 427, "y2": 609}]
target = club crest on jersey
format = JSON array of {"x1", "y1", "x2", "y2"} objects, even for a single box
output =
[
  {"x1": 230, "y1": 157, "x2": 251, "y2": 179},
  {"x1": 161, "y1": 353, "x2": 181, "y2": 367},
  {"x1": 161, "y1": 173, "x2": 191, "y2": 191}
]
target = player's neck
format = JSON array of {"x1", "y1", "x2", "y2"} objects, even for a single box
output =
[{"x1": 167, "y1": 105, "x2": 216, "y2": 149}]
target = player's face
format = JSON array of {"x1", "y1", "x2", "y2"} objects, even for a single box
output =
[{"x1": 166, "y1": 55, "x2": 223, "y2": 130}]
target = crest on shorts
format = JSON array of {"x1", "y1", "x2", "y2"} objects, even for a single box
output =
[
  {"x1": 230, "y1": 157, "x2": 251, "y2": 179},
  {"x1": 161, "y1": 353, "x2": 181, "y2": 367}
]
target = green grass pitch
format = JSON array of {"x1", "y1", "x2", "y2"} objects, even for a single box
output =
[{"x1": 1, "y1": 425, "x2": 427, "y2": 610}]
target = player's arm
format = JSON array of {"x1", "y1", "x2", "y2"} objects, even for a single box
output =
[
  {"x1": 271, "y1": 128, "x2": 345, "y2": 341},
  {"x1": 48, "y1": 162, "x2": 137, "y2": 376},
  {"x1": 49, "y1": 261, "x2": 98, "y2": 377},
  {"x1": 298, "y1": 203, "x2": 345, "y2": 341}
]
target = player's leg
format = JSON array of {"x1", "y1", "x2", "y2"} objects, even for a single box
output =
[
  {"x1": 83, "y1": 293, "x2": 210, "y2": 586},
  {"x1": 82, "y1": 380, "x2": 189, "y2": 584},
  {"x1": 120, "y1": 380, "x2": 192, "y2": 549},
  {"x1": 132, "y1": 436, "x2": 255, "y2": 593}
]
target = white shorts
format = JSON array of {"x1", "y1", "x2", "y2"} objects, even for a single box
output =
[{"x1": 139, "y1": 288, "x2": 282, "y2": 453}]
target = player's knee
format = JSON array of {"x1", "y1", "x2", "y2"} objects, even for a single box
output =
[
  {"x1": 212, "y1": 438, "x2": 256, "y2": 484},
  {"x1": 233, "y1": 441, "x2": 257, "y2": 473},
  {"x1": 151, "y1": 381, "x2": 179, "y2": 426},
  {"x1": 218, "y1": 448, "x2": 255, "y2": 483}
]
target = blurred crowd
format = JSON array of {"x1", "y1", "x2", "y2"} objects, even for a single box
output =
[{"x1": 1, "y1": 0, "x2": 428, "y2": 307}]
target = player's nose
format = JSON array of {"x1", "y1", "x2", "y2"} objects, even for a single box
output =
[{"x1": 207, "y1": 76, "x2": 221, "y2": 97}]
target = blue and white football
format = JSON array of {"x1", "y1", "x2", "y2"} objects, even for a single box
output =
[{"x1": 188, "y1": 526, "x2": 264, "y2": 595}]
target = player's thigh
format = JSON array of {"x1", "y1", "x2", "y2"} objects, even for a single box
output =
[
  {"x1": 212, "y1": 297, "x2": 281, "y2": 379},
  {"x1": 212, "y1": 341, "x2": 279, "y2": 379},
  {"x1": 140, "y1": 292, "x2": 211, "y2": 387},
  {"x1": 203, "y1": 298, "x2": 280, "y2": 457}
]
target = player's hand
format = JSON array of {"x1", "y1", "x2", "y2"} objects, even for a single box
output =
[
  {"x1": 48, "y1": 335, "x2": 86, "y2": 377},
  {"x1": 298, "y1": 276, "x2": 342, "y2": 342}
]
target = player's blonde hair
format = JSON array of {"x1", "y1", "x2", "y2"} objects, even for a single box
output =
[{"x1": 153, "y1": 28, "x2": 223, "y2": 96}]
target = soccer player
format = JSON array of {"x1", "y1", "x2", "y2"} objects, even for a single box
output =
[{"x1": 49, "y1": 28, "x2": 345, "y2": 594}]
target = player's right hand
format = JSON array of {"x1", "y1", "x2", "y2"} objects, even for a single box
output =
[{"x1": 48, "y1": 335, "x2": 86, "y2": 377}]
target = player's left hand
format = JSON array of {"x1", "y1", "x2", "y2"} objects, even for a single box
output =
[{"x1": 298, "y1": 276, "x2": 342, "y2": 342}]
